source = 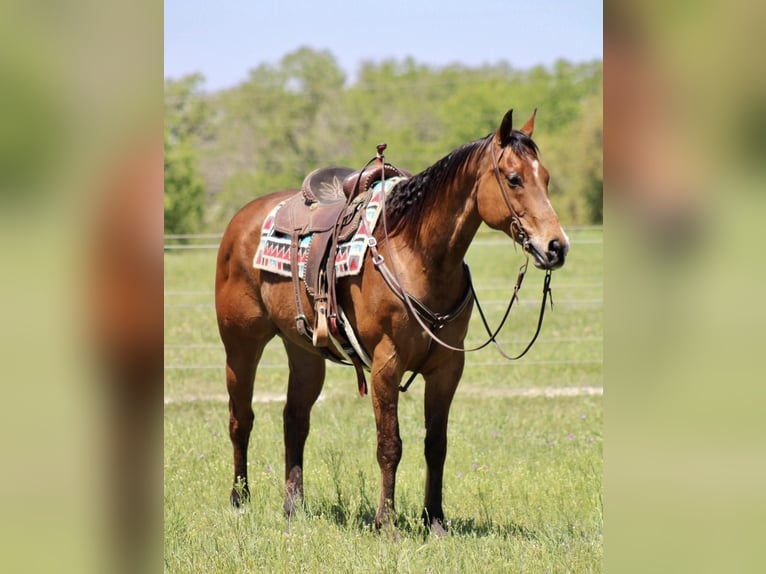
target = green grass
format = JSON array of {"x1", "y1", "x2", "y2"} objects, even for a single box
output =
[{"x1": 164, "y1": 226, "x2": 602, "y2": 572}]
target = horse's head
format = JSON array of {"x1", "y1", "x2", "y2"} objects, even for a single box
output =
[{"x1": 476, "y1": 109, "x2": 569, "y2": 270}]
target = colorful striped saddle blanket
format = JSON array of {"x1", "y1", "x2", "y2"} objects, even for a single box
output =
[{"x1": 253, "y1": 178, "x2": 402, "y2": 279}]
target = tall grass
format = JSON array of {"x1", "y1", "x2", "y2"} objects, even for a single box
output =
[{"x1": 164, "y1": 226, "x2": 602, "y2": 572}]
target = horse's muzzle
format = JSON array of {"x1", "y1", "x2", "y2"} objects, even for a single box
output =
[{"x1": 528, "y1": 238, "x2": 568, "y2": 270}]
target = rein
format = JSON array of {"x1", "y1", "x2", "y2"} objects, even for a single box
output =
[{"x1": 368, "y1": 143, "x2": 555, "y2": 391}]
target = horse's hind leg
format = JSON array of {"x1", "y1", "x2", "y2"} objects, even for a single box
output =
[
  {"x1": 222, "y1": 324, "x2": 275, "y2": 507},
  {"x1": 282, "y1": 340, "x2": 326, "y2": 515}
]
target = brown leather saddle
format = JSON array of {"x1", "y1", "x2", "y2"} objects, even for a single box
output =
[{"x1": 273, "y1": 161, "x2": 410, "y2": 349}]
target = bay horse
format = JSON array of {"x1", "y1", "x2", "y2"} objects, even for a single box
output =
[{"x1": 215, "y1": 109, "x2": 569, "y2": 532}]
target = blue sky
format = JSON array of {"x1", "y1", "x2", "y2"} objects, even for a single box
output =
[{"x1": 165, "y1": 0, "x2": 602, "y2": 91}]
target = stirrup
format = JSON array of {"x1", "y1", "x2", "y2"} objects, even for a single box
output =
[{"x1": 313, "y1": 302, "x2": 330, "y2": 347}]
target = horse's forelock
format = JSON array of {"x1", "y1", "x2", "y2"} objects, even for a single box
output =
[{"x1": 504, "y1": 130, "x2": 539, "y2": 158}]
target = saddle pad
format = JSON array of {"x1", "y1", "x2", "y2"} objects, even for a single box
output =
[{"x1": 253, "y1": 178, "x2": 403, "y2": 279}]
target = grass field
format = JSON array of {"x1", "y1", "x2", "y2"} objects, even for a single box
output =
[{"x1": 164, "y1": 226, "x2": 602, "y2": 573}]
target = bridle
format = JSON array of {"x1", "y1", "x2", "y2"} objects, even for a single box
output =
[
  {"x1": 366, "y1": 142, "x2": 555, "y2": 391},
  {"x1": 490, "y1": 140, "x2": 529, "y2": 248}
]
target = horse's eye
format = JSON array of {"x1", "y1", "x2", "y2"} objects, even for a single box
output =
[{"x1": 506, "y1": 174, "x2": 523, "y2": 188}]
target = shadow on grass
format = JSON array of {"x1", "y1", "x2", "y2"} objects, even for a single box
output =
[
  {"x1": 448, "y1": 516, "x2": 538, "y2": 541},
  {"x1": 306, "y1": 496, "x2": 537, "y2": 541},
  {"x1": 307, "y1": 453, "x2": 538, "y2": 540}
]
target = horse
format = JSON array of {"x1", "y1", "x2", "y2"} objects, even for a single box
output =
[{"x1": 214, "y1": 108, "x2": 569, "y2": 532}]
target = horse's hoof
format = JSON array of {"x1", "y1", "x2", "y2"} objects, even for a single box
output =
[
  {"x1": 283, "y1": 467, "x2": 304, "y2": 517},
  {"x1": 374, "y1": 510, "x2": 400, "y2": 540},
  {"x1": 230, "y1": 486, "x2": 249, "y2": 508},
  {"x1": 283, "y1": 495, "x2": 302, "y2": 517},
  {"x1": 430, "y1": 518, "x2": 450, "y2": 538},
  {"x1": 374, "y1": 519, "x2": 400, "y2": 542},
  {"x1": 422, "y1": 509, "x2": 449, "y2": 537}
]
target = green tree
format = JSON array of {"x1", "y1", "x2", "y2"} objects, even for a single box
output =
[
  {"x1": 165, "y1": 73, "x2": 210, "y2": 144},
  {"x1": 581, "y1": 91, "x2": 604, "y2": 224},
  {"x1": 164, "y1": 74, "x2": 209, "y2": 234},
  {"x1": 206, "y1": 48, "x2": 349, "y2": 230},
  {"x1": 544, "y1": 85, "x2": 603, "y2": 225},
  {"x1": 164, "y1": 131, "x2": 205, "y2": 234},
  {"x1": 170, "y1": 55, "x2": 602, "y2": 229}
]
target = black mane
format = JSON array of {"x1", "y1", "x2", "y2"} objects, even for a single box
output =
[{"x1": 385, "y1": 130, "x2": 538, "y2": 233}]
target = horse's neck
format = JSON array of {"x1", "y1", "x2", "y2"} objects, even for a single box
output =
[{"x1": 410, "y1": 171, "x2": 482, "y2": 278}]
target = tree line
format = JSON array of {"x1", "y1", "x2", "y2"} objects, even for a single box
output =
[{"x1": 165, "y1": 47, "x2": 602, "y2": 234}]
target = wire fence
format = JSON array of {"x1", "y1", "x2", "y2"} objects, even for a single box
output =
[
  {"x1": 163, "y1": 226, "x2": 603, "y2": 250},
  {"x1": 165, "y1": 226, "x2": 602, "y2": 373}
]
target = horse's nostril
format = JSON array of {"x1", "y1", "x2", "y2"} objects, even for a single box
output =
[{"x1": 547, "y1": 239, "x2": 567, "y2": 264}]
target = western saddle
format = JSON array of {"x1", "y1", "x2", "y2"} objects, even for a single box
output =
[{"x1": 272, "y1": 150, "x2": 410, "y2": 367}]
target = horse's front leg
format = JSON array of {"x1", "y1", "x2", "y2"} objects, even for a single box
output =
[
  {"x1": 370, "y1": 347, "x2": 404, "y2": 529},
  {"x1": 422, "y1": 354, "x2": 464, "y2": 534}
]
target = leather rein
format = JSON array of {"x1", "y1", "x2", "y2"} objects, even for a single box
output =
[{"x1": 367, "y1": 142, "x2": 555, "y2": 390}]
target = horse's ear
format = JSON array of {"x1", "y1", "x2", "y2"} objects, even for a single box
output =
[
  {"x1": 520, "y1": 108, "x2": 537, "y2": 137},
  {"x1": 494, "y1": 109, "x2": 513, "y2": 145}
]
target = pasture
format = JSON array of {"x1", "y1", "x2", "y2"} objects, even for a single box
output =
[{"x1": 164, "y1": 226, "x2": 602, "y2": 572}]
